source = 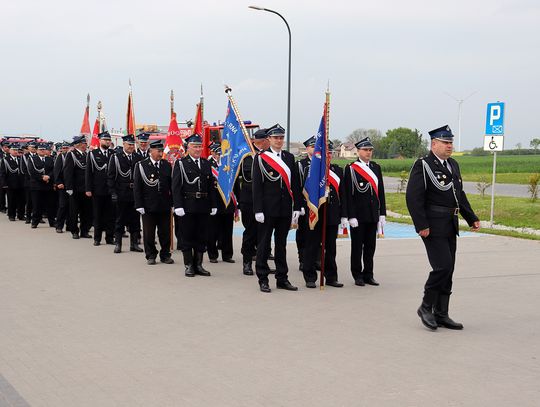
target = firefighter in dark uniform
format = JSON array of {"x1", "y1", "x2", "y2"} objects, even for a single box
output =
[
  {"x1": 0, "y1": 143, "x2": 26, "y2": 221},
  {"x1": 236, "y1": 128, "x2": 269, "y2": 275},
  {"x1": 27, "y1": 143, "x2": 56, "y2": 228},
  {"x1": 64, "y1": 135, "x2": 93, "y2": 239},
  {"x1": 302, "y1": 141, "x2": 345, "y2": 288},
  {"x1": 296, "y1": 136, "x2": 315, "y2": 271},
  {"x1": 0, "y1": 140, "x2": 10, "y2": 213},
  {"x1": 343, "y1": 137, "x2": 386, "y2": 286},
  {"x1": 135, "y1": 133, "x2": 150, "y2": 160},
  {"x1": 252, "y1": 123, "x2": 302, "y2": 293},
  {"x1": 86, "y1": 131, "x2": 115, "y2": 246},
  {"x1": 207, "y1": 142, "x2": 236, "y2": 263},
  {"x1": 133, "y1": 140, "x2": 174, "y2": 265},
  {"x1": 107, "y1": 134, "x2": 143, "y2": 254},
  {"x1": 53, "y1": 141, "x2": 71, "y2": 233},
  {"x1": 21, "y1": 141, "x2": 38, "y2": 223},
  {"x1": 406, "y1": 125, "x2": 480, "y2": 331},
  {"x1": 172, "y1": 134, "x2": 217, "y2": 277}
]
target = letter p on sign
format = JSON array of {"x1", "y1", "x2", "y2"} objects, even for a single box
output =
[{"x1": 485, "y1": 102, "x2": 505, "y2": 135}]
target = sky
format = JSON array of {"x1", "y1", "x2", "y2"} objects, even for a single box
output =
[{"x1": 1, "y1": 0, "x2": 539, "y2": 150}]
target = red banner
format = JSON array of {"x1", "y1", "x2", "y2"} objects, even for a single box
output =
[
  {"x1": 90, "y1": 119, "x2": 100, "y2": 148},
  {"x1": 126, "y1": 90, "x2": 136, "y2": 136},
  {"x1": 164, "y1": 112, "x2": 184, "y2": 164}
]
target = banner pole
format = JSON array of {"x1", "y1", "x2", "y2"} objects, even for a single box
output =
[
  {"x1": 224, "y1": 85, "x2": 254, "y2": 153},
  {"x1": 319, "y1": 89, "x2": 331, "y2": 290}
]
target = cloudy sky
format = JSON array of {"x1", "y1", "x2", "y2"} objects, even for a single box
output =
[{"x1": 1, "y1": 0, "x2": 539, "y2": 150}]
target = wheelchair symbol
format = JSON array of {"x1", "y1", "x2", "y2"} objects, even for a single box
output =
[{"x1": 489, "y1": 137, "x2": 497, "y2": 150}]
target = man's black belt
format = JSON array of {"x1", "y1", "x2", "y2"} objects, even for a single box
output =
[
  {"x1": 184, "y1": 192, "x2": 208, "y2": 199},
  {"x1": 427, "y1": 205, "x2": 459, "y2": 215}
]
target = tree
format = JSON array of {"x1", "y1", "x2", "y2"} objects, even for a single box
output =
[
  {"x1": 380, "y1": 127, "x2": 428, "y2": 158},
  {"x1": 530, "y1": 138, "x2": 540, "y2": 151},
  {"x1": 346, "y1": 128, "x2": 384, "y2": 157},
  {"x1": 331, "y1": 138, "x2": 342, "y2": 148}
]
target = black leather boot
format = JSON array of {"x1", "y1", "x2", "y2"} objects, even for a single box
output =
[
  {"x1": 195, "y1": 252, "x2": 211, "y2": 276},
  {"x1": 130, "y1": 234, "x2": 143, "y2": 252},
  {"x1": 114, "y1": 240, "x2": 122, "y2": 253},
  {"x1": 243, "y1": 261, "x2": 254, "y2": 275},
  {"x1": 434, "y1": 294, "x2": 463, "y2": 330},
  {"x1": 183, "y1": 251, "x2": 195, "y2": 277},
  {"x1": 417, "y1": 290, "x2": 438, "y2": 331}
]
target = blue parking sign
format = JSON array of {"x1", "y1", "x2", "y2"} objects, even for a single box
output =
[{"x1": 485, "y1": 102, "x2": 505, "y2": 135}]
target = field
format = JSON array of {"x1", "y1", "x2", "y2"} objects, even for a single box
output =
[{"x1": 332, "y1": 155, "x2": 540, "y2": 184}]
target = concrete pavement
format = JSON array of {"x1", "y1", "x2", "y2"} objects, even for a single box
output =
[{"x1": 1, "y1": 216, "x2": 539, "y2": 406}]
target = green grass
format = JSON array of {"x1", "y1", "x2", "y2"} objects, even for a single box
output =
[{"x1": 386, "y1": 192, "x2": 540, "y2": 230}]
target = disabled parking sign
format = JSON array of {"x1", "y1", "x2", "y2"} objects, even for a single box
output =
[{"x1": 484, "y1": 102, "x2": 505, "y2": 152}]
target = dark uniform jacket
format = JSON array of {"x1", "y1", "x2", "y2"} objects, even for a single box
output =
[
  {"x1": 133, "y1": 158, "x2": 172, "y2": 213},
  {"x1": 134, "y1": 149, "x2": 149, "y2": 161},
  {"x1": 172, "y1": 155, "x2": 215, "y2": 214},
  {"x1": 209, "y1": 156, "x2": 235, "y2": 214},
  {"x1": 107, "y1": 151, "x2": 141, "y2": 202},
  {"x1": 20, "y1": 153, "x2": 35, "y2": 187},
  {"x1": 252, "y1": 148, "x2": 301, "y2": 217},
  {"x1": 63, "y1": 149, "x2": 88, "y2": 192},
  {"x1": 53, "y1": 153, "x2": 67, "y2": 186},
  {"x1": 297, "y1": 156, "x2": 310, "y2": 211},
  {"x1": 343, "y1": 159, "x2": 386, "y2": 223},
  {"x1": 0, "y1": 155, "x2": 25, "y2": 189},
  {"x1": 86, "y1": 148, "x2": 113, "y2": 196},
  {"x1": 28, "y1": 155, "x2": 55, "y2": 191},
  {"x1": 321, "y1": 164, "x2": 346, "y2": 226},
  {"x1": 406, "y1": 151, "x2": 478, "y2": 237},
  {"x1": 236, "y1": 154, "x2": 255, "y2": 208}
]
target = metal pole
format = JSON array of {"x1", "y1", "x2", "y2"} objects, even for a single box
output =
[
  {"x1": 249, "y1": 6, "x2": 291, "y2": 151},
  {"x1": 490, "y1": 151, "x2": 497, "y2": 226}
]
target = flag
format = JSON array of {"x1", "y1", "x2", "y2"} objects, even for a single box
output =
[
  {"x1": 90, "y1": 118, "x2": 100, "y2": 148},
  {"x1": 79, "y1": 94, "x2": 91, "y2": 143},
  {"x1": 164, "y1": 112, "x2": 184, "y2": 164},
  {"x1": 303, "y1": 102, "x2": 329, "y2": 230},
  {"x1": 126, "y1": 84, "x2": 136, "y2": 136},
  {"x1": 217, "y1": 100, "x2": 252, "y2": 206},
  {"x1": 192, "y1": 102, "x2": 208, "y2": 158}
]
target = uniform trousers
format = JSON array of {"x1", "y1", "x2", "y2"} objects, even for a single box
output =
[
  {"x1": 69, "y1": 192, "x2": 92, "y2": 235},
  {"x1": 31, "y1": 190, "x2": 56, "y2": 226},
  {"x1": 295, "y1": 214, "x2": 308, "y2": 263},
  {"x1": 255, "y1": 216, "x2": 290, "y2": 285},
  {"x1": 350, "y1": 222, "x2": 378, "y2": 281},
  {"x1": 92, "y1": 195, "x2": 115, "y2": 241},
  {"x1": 179, "y1": 213, "x2": 209, "y2": 253},
  {"x1": 422, "y1": 234, "x2": 457, "y2": 295},
  {"x1": 240, "y1": 204, "x2": 257, "y2": 263},
  {"x1": 0, "y1": 188, "x2": 6, "y2": 211},
  {"x1": 24, "y1": 187, "x2": 33, "y2": 220},
  {"x1": 141, "y1": 211, "x2": 171, "y2": 260},
  {"x1": 114, "y1": 201, "x2": 141, "y2": 239},
  {"x1": 207, "y1": 213, "x2": 234, "y2": 260},
  {"x1": 303, "y1": 223, "x2": 339, "y2": 284},
  {"x1": 55, "y1": 190, "x2": 70, "y2": 230},
  {"x1": 7, "y1": 188, "x2": 26, "y2": 220}
]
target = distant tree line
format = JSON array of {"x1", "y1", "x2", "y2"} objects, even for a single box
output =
[{"x1": 469, "y1": 138, "x2": 540, "y2": 156}]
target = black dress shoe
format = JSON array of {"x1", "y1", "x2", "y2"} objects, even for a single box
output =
[
  {"x1": 306, "y1": 282, "x2": 317, "y2": 289},
  {"x1": 209, "y1": 258, "x2": 218, "y2": 263},
  {"x1": 56, "y1": 228, "x2": 64, "y2": 233},
  {"x1": 276, "y1": 281, "x2": 298, "y2": 291},
  {"x1": 161, "y1": 257, "x2": 174, "y2": 264},
  {"x1": 364, "y1": 277, "x2": 379, "y2": 286},
  {"x1": 355, "y1": 279, "x2": 365, "y2": 286},
  {"x1": 147, "y1": 258, "x2": 157, "y2": 265},
  {"x1": 417, "y1": 304, "x2": 438, "y2": 331},
  {"x1": 243, "y1": 262, "x2": 254, "y2": 275},
  {"x1": 114, "y1": 244, "x2": 122, "y2": 254},
  {"x1": 39, "y1": 219, "x2": 45, "y2": 224},
  {"x1": 9, "y1": 217, "x2": 15, "y2": 221},
  {"x1": 80, "y1": 233, "x2": 92, "y2": 239},
  {"x1": 105, "y1": 238, "x2": 115, "y2": 245},
  {"x1": 25, "y1": 219, "x2": 31, "y2": 224},
  {"x1": 223, "y1": 258, "x2": 235, "y2": 263},
  {"x1": 185, "y1": 265, "x2": 196, "y2": 277},
  {"x1": 72, "y1": 233, "x2": 80, "y2": 239},
  {"x1": 326, "y1": 281, "x2": 344, "y2": 288},
  {"x1": 259, "y1": 283, "x2": 271, "y2": 293},
  {"x1": 93, "y1": 240, "x2": 101, "y2": 246},
  {"x1": 31, "y1": 224, "x2": 37, "y2": 229}
]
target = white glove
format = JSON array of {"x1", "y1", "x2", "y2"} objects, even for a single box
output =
[
  {"x1": 292, "y1": 210, "x2": 300, "y2": 225},
  {"x1": 210, "y1": 208, "x2": 217, "y2": 216},
  {"x1": 174, "y1": 208, "x2": 185, "y2": 217},
  {"x1": 349, "y1": 218, "x2": 359, "y2": 228},
  {"x1": 379, "y1": 215, "x2": 386, "y2": 226},
  {"x1": 340, "y1": 217, "x2": 349, "y2": 228},
  {"x1": 255, "y1": 212, "x2": 265, "y2": 223},
  {"x1": 300, "y1": 207, "x2": 306, "y2": 216},
  {"x1": 136, "y1": 208, "x2": 145, "y2": 215},
  {"x1": 66, "y1": 190, "x2": 73, "y2": 196}
]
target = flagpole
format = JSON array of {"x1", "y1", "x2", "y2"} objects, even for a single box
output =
[
  {"x1": 170, "y1": 90, "x2": 174, "y2": 120},
  {"x1": 319, "y1": 89, "x2": 331, "y2": 290},
  {"x1": 169, "y1": 89, "x2": 175, "y2": 251},
  {"x1": 224, "y1": 85, "x2": 255, "y2": 153}
]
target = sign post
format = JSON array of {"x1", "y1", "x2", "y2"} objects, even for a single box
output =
[{"x1": 484, "y1": 102, "x2": 505, "y2": 226}]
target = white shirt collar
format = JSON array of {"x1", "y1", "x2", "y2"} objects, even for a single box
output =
[
  {"x1": 149, "y1": 158, "x2": 159, "y2": 166},
  {"x1": 75, "y1": 148, "x2": 85, "y2": 155},
  {"x1": 270, "y1": 147, "x2": 282, "y2": 155},
  {"x1": 357, "y1": 157, "x2": 369, "y2": 166}
]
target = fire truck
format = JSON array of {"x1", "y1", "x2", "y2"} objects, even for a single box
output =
[{"x1": 145, "y1": 121, "x2": 260, "y2": 144}]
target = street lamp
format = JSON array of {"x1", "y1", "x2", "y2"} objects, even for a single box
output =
[
  {"x1": 249, "y1": 5, "x2": 292, "y2": 151},
  {"x1": 443, "y1": 91, "x2": 478, "y2": 152}
]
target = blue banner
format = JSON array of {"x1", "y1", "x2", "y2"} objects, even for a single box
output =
[
  {"x1": 217, "y1": 100, "x2": 252, "y2": 206},
  {"x1": 303, "y1": 105, "x2": 328, "y2": 229}
]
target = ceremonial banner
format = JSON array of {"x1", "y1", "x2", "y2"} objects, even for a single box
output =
[
  {"x1": 80, "y1": 94, "x2": 91, "y2": 143},
  {"x1": 303, "y1": 102, "x2": 329, "y2": 230},
  {"x1": 164, "y1": 112, "x2": 184, "y2": 164},
  {"x1": 126, "y1": 84, "x2": 136, "y2": 136},
  {"x1": 192, "y1": 102, "x2": 208, "y2": 158},
  {"x1": 90, "y1": 118, "x2": 100, "y2": 148},
  {"x1": 217, "y1": 99, "x2": 252, "y2": 206}
]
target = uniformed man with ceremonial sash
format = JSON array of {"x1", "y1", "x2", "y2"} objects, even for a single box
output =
[
  {"x1": 107, "y1": 134, "x2": 143, "y2": 254},
  {"x1": 172, "y1": 134, "x2": 216, "y2": 277},
  {"x1": 27, "y1": 143, "x2": 56, "y2": 228},
  {"x1": 64, "y1": 135, "x2": 93, "y2": 239},
  {"x1": 302, "y1": 141, "x2": 345, "y2": 288},
  {"x1": 134, "y1": 140, "x2": 174, "y2": 265},
  {"x1": 0, "y1": 140, "x2": 10, "y2": 213},
  {"x1": 53, "y1": 141, "x2": 71, "y2": 233},
  {"x1": 0, "y1": 143, "x2": 26, "y2": 221},
  {"x1": 296, "y1": 136, "x2": 315, "y2": 271},
  {"x1": 252, "y1": 123, "x2": 302, "y2": 293},
  {"x1": 21, "y1": 141, "x2": 38, "y2": 223},
  {"x1": 406, "y1": 125, "x2": 480, "y2": 331},
  {"x1": 343, "y1": 137, "x2": 386, "y2": 286}
]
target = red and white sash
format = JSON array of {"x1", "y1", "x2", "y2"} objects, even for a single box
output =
[
  {"x1": 351, "y1": 161, "x2": 379, "y2": 198},
  {"x1": 211, "y1": 166, "x2": 218, "y2": 179},
  {"x1": 328, "y1": 169, "x2": 340, "y2": 192},
  {"x1": 260, "y1": 151, "x2": 293, "y2": 199}
]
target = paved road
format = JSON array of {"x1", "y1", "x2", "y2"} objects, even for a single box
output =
[
  {"x1": 384, "y1": 176, "x2": 530, "y2": 197},
  {"x1": 1, "y1": 216, "x2": 539, "y2": 406}
]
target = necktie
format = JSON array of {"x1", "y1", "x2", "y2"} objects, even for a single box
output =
[
  {"x1": 128, "y1": 155, "x2": 132, "y2": 164},
  {"x1": 276, "y1": 152, "x2": 280, "y2": 158},
  {"x1": 195, "y1": 159, "x2": 200, "y2": 169},
  {"x1": 443, "y1": 160, "x2": 448, "y2": 170},
  {"x1": 154, "y1": 161, "x2": 159, "y2": 169}
]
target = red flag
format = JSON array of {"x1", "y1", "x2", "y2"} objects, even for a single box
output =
[
  {"x1": 79, "y1": 94, "x2": 91, "y2": 143},
  {"x1": 193, "y1": 102, "x2": 208, "y2": 158},
  {"x1": 126, "y1": 86, "x2": 136, "y2": 136},
  {"x1": 164, "y1": 112, "x2": 184, "y2": 164},
  {"x1": 90, "y1": 118, "x2": 100, "y2": 148}
]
